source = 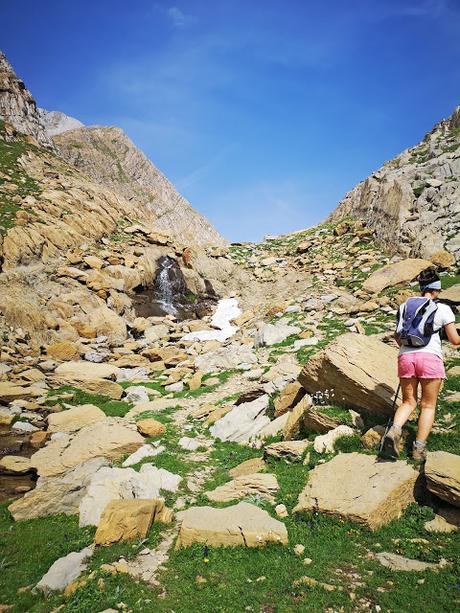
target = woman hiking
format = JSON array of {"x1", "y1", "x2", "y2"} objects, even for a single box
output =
[{"x1": 381, "y1": 267, "x2": 460, "y2": 462}]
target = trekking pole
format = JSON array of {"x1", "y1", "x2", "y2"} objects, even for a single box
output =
[{"x1": 379, "y1": 383, "x2": 401, "y2": 455}]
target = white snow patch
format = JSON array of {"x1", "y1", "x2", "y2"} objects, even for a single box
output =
[{"x1": 182, "y1": 298, "x2": 241, "y2": 342}]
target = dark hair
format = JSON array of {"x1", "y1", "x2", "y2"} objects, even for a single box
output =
[{"x1": 417, "y1": 267, "x2": 440, "y2": 292}]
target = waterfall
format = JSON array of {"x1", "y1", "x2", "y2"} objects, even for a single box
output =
[
  {"x1": 154, "y1": 256, "x2": 188, "y2": 315},
  {"x1": 156, "y1": 258, "x2": 176, "y2": 313}
]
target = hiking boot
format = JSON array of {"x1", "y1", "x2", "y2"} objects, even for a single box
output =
[
  {"x1": 380, "y1": 425, "x2": 401, "y2": 460},
  {"x1": 412, "y1": 441, "x2": 427, "y2": 463}
]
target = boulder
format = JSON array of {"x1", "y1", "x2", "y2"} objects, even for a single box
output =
[
  {"x1": 441, "y1": 284, "x2": 460, "y2": 305},
  {"x1": 0, "y1": 455, "x2": 32, "y2": 474},
  {"x1": 191, "y1": 403, "x2": 216, "y2": 420},
  {"x1": 361, "y1": 425, "x2": 386, "y2": 449},
  {"x1": 425, "y1": 451, "x2": 460, "y2": 507},
  {"x1": 430, "y1": 250, "x2": 455, "y2": 269},
  {"x1": 122, "y1": 443, "x2": 164, "y2": 467},
  {"x1": 86, "y1": 306, "x2": 127, "y2": 345},
  {"x1": 264, "y1": 440, "x2": 311, "y2": 461},
  {"x1": 283, "y1": 395, "x2": 312, "y2": 440},
  {"x1": 195, "y1": 345, "x2": 257, "y2": 373},
  {"x1": 313, "y1": 425, "x2": 355, "y2": 453},
  {"x1": 47, "y1": 404, "x2": 106, "y2": 433},
  {"x1": 294, "y1": 453, "x2": 419, "y2": 530},
  {"x1": 79, "y1": 464, "x2": 181, "y2": 526},
  {"x1": 206, "y1": 473, "x2": 279, "y2": 504},
  {"x1": 187, "y1": 371, "x2": 203, "y2": 391},
  {"x1": 210, "y1": 395, "x2": 270, "y2": 443},
  {"x1": 254, "y1": 322, "x2": 301, "y2": 347},
  {"x1": 94, "y1": 499, "x2": 172, "y2": 545},
  {"x1": 204, "y1": 405, "x2": 232, "y2": 426},
  {"x1": 298, "y1": 333, "x2": 400, "y2": 416},
  {"x1": 31, "y1": 418, "x2": 144, "y2": 477},
  {"x1": 175, "y1": 502, "x2": 288, "y2": 548},
  {"x1": 54, "y1": 361, "x2": 121, "y2": 380},
  {"x1": 229, "y1": 457, "x2": 266, "y2": 478},
  {"x1": 36, "y1": 546, "x2": 94, "y2": 593},
  {"x1": 274, "y1": 382, "x2": 305, "y2": 417},
  {"x1": 255, "y1": 413, "x2": 289, "y2": 442},
  {"x1": 362, "y1": 258, "x2": 432, "y2": 294},
  {"x1": 0, "y1": 382, "x2": 43, "y2": 403},
  {"x1": 136, "y1": 418, "x2": 166, "y2": 437},
  {"x1": 144, "y1": 324, "x2": 170, "y2": 343},
  {"x1": 46, "y1": 341, "x2": 81, "y2": 361},
  {"x1": 303, "y1": 407, "x2": 342, "y2": 434},
  {"x1": 123, "y1": 386, "x2": 150, "y2": 404}
]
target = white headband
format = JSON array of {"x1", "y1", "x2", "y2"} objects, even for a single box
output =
[{"x1": 422, "y1": 280, "x2": 441, "y2": 291}]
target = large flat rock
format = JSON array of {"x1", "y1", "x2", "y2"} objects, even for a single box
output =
[
  {"x1": 206, "y1": 473, "x2": 279, "y2": 503},
  {"x1": 54, "y1": 361, "x2": 121, "y2": 380},
  {"x1": 425, "y1": 451, "x2": 460, "y2": 507},
  {"x1": 298, "y1": 333, "x2": 400, "y2": 416},
  {"x1": 8, "y1": 458, "x2": 108, "y2": 521},
  {"x1": 31, "y1": 418, "x2": 144, "y2": 477},
  {"x1": 362, "y1": 258, "x2": 432, "y2": 294},
  {"x1": 175, "y1": 502, "x2": 288, "y2": 548},
  {"x1": 293, "y1": 453, "x2": 419, "y2": 530},
  {"x1": 47, "y1": 404, "x2": 106, "y2": 433}
]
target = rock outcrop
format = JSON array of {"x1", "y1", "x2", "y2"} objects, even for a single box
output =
[
  {"x1": 0, "y1": 52, "x2": 52, "y2": 147},
  {"x1": 330, "y1": 106, "x2": 460, "y2": 262}
]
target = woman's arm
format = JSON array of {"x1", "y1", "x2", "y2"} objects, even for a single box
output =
[{"x1": 444, "y1": 322, "x2": 460, "y2": 346}]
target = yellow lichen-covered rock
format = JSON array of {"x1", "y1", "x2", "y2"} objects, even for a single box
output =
[
  {"x1": 94, "y1": 498, "x2": 172, "y2": 545},
  {"x1": 136, "y1": 418, "x2": 166, "y2": 437}
]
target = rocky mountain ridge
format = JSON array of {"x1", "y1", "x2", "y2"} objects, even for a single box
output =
[
  {"x1": 0, "y1": 51, "x2": 224, "y2": 247},
  {"x1": 330, "y1": 105, "x2": 460, "y2": 263},
  {"x1": 55, "y1": 126, "x2": 224, "y2": 246}
]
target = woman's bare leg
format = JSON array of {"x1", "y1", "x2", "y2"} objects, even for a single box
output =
[
  {"x1": 417, "y1": 378, "x2": 442, "y2": 442},
  {"x1": 393, "y1": 378, "x2": 418, "y2": 428}
]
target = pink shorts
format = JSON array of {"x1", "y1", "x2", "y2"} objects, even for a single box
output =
[{"x1": 398, "y1": 352, "x2": 445, "y2": 379}]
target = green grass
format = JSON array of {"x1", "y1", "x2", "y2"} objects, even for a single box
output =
[
  {"x1": 0, "y1": 129, "x2": 41, "y2": 234},
  {"x1": 47, "y1": 386, "x2": 132, "y2": 417},
  {"x1": 0, "y1": 505, "x2": 94, "y2": 611}
]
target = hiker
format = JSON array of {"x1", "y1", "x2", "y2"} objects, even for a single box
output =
[{"x1": 381, "y1": 267, "x2": 460, "y2": 461}]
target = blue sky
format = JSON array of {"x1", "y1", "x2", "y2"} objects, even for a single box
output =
[{"x1": 2, "y1": 0, "x2": 460, "y2": 241}]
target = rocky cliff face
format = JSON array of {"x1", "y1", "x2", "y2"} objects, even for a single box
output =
[
  {"x1": 330, "y1": 106, "x2": 460, "y2": 263},
  {"x1": 55, "y1": 126, "x2": 225, "y2": 246},
  {"x1": 0, "y1": 52, "x2": 52, "y2": 148}
]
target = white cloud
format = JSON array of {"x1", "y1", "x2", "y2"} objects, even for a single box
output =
[{"x1": 167, "y1": 6, "x2": 195, "y2": 28}]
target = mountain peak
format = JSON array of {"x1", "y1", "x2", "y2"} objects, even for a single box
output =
[{"x1": 38, "y1": 109, "x2": 84, "y2": 137}]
